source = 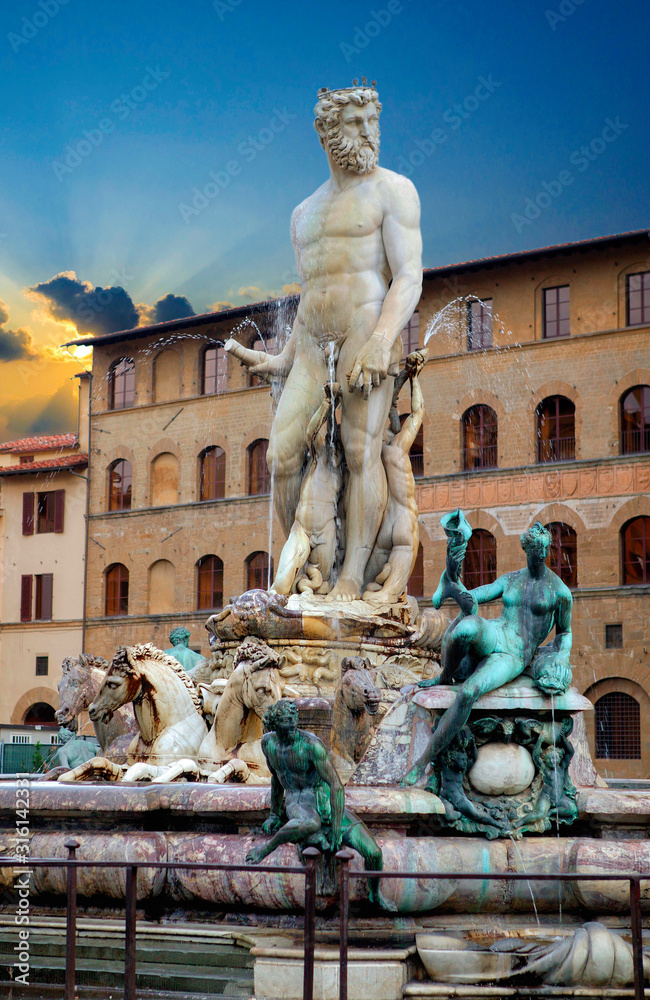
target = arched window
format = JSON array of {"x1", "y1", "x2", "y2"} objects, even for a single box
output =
[
  {"x1": 537, "y1": 395, "x2": 575, "y2": 463},
  {"x1": 620, "y1": 385, "x2": 650, "y2": 455},
  {"x1": 407, "y1": 543, "x2": 424, "y2": 598},
  {"x1": 202, "y1": 344, "x2": 227, "y2": 395},
  {"x1": 151, "y1": 453, "x2": 178, "y2": 506},
  {"x1": 199, "y1": 446, "x2": 226, "y2": 500},
  {"x1": 152, "y1": 349, "x2": 179, "y2": 402},
  {"x1": 108, "y1": 459, "x2": 132, "y2": 511},
  {"x1": 108, "y1": 358, "x2": 135, "y2": 410},
  {"x1": 463, "y1": 529, "x2": 497, "y2": 588},
  {"x1": 246, "y1": 551, "x2": 273, "y2": 591},
  {"x1": 545, "y1": 522, "x2": 577, "y2": 587},
  {"x1": 462, "y1": 405, "x2": 497, "y2": 470},
  {"x1": 23, "y1": 703, "x2": 57, "y2": 727},
  {"x1": 249, "y1": 336, "x2": 277, "y2": 387},
  {"x1": 248, "y1": 439, "x2": 270, "y2": 495},
  {"x1": 196, "y1": 555, "x2": 224, "y2": 610},
  {"x1": 105, "y1": 563, "x2": 129, "y2": 616},
  {"x1": 148, "y1": 560, "x2": 175, "y2": 614},
  {"x1": 621, "y1": 516, "x2": 650, "y2": 585},
  {"x1": 595, "y1": 692, "x2": 641, "y2": 759},
  {"x1": 399, "y1": 414, "x2": 424, "y2": 478}
]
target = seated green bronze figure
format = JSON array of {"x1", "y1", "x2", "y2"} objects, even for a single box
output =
[
  {"x1": 164, "y1": 627, "x2": 205, "y2": 672},
  {"x1": 402, "y1": 515, "x2": 573, "y2": 787},
  {"x1": 52, "y1": 728, "x2": 100, "y2": 770},
  {"x1": 246, "y1": 699, "x2": 383, "y2": 903}
]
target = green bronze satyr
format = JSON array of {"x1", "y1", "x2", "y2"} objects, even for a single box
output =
[
  {"x1": 52, "y1": 728, "x2": 99, "y2": 769},
  {"x1": 246, "y1": 699, "x2": 383, "y2": 903},
  {"x1": 164, "y1": 627, "x2": 205, "y2": 672},
  {"x1": 402, "y1": 518, "x2": 573, "y2": 787}
]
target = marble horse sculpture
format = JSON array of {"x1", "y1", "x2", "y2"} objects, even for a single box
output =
[
  {"x1": 225, "y1": 78, "x2": 423, "y2": 604},
  {"x1": 402, "y1": 514, "x2": 574, "y2": 787},
  {"x1": 56, "y1": 654, "x2": 137, "y2": 763},
  {"x1": 59, "y1": 644, "x2": 208, "y2": 782}
]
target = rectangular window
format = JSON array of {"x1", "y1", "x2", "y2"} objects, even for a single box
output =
[
  {"x1": 19, "y1": 455, "x2": 34, "y2": 464},
  {"x1": 12, "y1": 735, "x2": 30, "y2": 745},
  {"x1": 36, "y1": 490, "x2": 64, "y2": 534},
  {"x1": 22, "y1": 492, "x2": 34, "y2": 535},
  {"x1": 35, "y1": 656, "x2": 49, "y2": 676},
  {"x1": 20, "y1": 575, "x2": 33, "y2": 622},
  {"x1": 543, "y1": 285, "x2": 570, "y2": 339},
  {"x1": 34, "y1": 574, "x2": 53, "y2": 620},
  {"x1": 401, "y1": 313, "x2": 420, "y2": 359},
  {"x1": 605, "y1": 624, "x2": 623, "y2": 649},
  {"x1": 467, "y1": 299, "x2": 493, "y2": 350},
  {"x1": 627, "y1": 271, "x2": 650, "y2": 326}
]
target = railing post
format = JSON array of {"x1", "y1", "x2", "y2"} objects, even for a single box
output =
[
  {"x1": 302, "y1": 847, "x2": 319, "y2": 1000},
  {"x1": 336, "y1": 849, "x2": 354, "y2": 1000},
  {"x1": 64, "y1": 838, "x2": 79, "y2": 1000},
  {"x1": 629, "y1": 877, "x2": 644, "y2": 1000},
  {"x1": 124, "y1": 864, "x2": 138, "y2": 1000}
]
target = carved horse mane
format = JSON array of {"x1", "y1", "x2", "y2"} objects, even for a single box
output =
[{"x1": 112, "y1": 643, "x2": 203, "y2": 715}]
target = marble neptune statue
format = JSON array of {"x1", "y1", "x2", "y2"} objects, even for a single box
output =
[{"x1": 226, "y1": 79, "x2": 423, "y2": 603}]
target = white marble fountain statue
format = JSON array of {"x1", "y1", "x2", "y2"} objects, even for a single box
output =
[{"x1": 2, "y1": 81, "x2": 649, "y2": 999}]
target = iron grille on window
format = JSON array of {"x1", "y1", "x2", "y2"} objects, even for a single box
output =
[
  {"x1": 627, "y1": 271, "x2": 650, "y2": 326},
  {"x1": 620, "y1": 385, "x2": 650, "y2": 455},
  {"x1": 35, "y1": 656, "x2": 48, "y2": 676},
  {"x1": 462, "y1": 405, "x2": 497, "y2": 470},
  {"x1": 536, "y1": 396, "x2": 575, "y2": 462},
  {"x1": 467, "y1": 299, "x2": 493, "y2": 350},
  {"x1": 543, "y1": 285, "x2": 570, "y2": 339},
  {"x1": 605, "y1": 624, "x2": 623, "y2": 649},
  {"x1": 595, "y1": 692, "x2": 641, "y2": 759}
]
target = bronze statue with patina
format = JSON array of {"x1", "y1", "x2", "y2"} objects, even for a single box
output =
[
  {"x1": 246, "y1": 699, "x2": 383, "y2": 903},
  {"x1": 402, "y1": 514, "x2": 573, "y2": 787}
]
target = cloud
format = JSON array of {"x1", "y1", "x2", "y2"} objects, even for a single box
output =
[
  {"x1": 237, "y1": 285, "x2": 265, "y2": 301},
  {"x1": 27, "y1": 271, "x2": 140, "y2": 337},
  {"x1": 209, "y1": 300, "x2": 235, "y2": 312},
  {"x1": 0, "y1": 381, "x2": 78, "y2": 442},
  {"x1": 152, "y1": 293, "x2": 195, "y2": 324},
  {"x1": 0, "y1": 299, "x2": 39, "y2": 362},
  {"x1": 281, "y1": 282, "x2": 301, "y2": 296}
]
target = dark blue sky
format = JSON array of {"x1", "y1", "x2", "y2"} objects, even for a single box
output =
[{"x1": 0, "y1": 0, "x2": 647, "y2": 438}]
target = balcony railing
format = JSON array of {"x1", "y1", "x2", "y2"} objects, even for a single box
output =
[
  {"x1": 463, "y1": 445, "x2": 497, "y2": 470},
  {"x1": 621, "y1": 427, "x2": 650, "y2": 455},
  {"x1": 537, "y1": 435, "x2": 576, "y2": 463}
]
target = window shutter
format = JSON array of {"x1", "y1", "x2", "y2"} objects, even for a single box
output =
[
  {"x1": 40, "y1": 574, "x2": 53, "y2": 620},
  {"x1": 22, "y1": 493, "x2": 34, "y2": 535},
  {"x1": 20, "y1": 576, "x2": 32, "y2": 622},
  {"x1": 53, "y1": 490, "x2": 65, "y2": 532}
]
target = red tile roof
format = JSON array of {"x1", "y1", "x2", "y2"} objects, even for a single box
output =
[
  {"x1": 0, "y1": 432, "x2": 78, "y2": 454},
  {"x1": 0, "y1": 455, "x2": 88, "y2": 477}
]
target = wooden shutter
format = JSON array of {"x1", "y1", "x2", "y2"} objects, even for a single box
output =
[
  {"x1": 40, "y1": 574, "x2": 53, "y2": 620},
  {"x1": 22, "y1": 493, "x2": 34, "y2": 535},
  {"x1": 20, "y1": 576, "x2": 32, "y2": 622},
  {"x1": 53, "y1": 490, "x2": 65, "y2": 533}
]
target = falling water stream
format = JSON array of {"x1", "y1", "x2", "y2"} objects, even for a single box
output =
[{"x1": 508, "y1": 834, "x2": 541, "y2": 927}]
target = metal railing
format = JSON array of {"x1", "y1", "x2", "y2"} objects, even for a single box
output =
[
  {"x1": 0, "y1": 842, "x2": 319, "y2": 1000},
  {"x1": 335, "y1": 850, "x2": 649, "y2": 1000},
  {"x1": 622, "y1": 427, "x2": 650, "y2": 455},
  {"x1": 463, "y1": 444, "x2": 498, "y2": 470},
  {"x1": 537, "y1": 435, "x2": 576, "y2": 463},
  {"x1": 2, "y1": 846, "x2": 649, "y2": 1000}
]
